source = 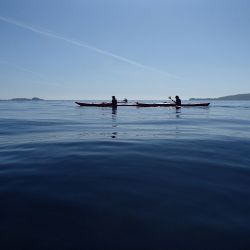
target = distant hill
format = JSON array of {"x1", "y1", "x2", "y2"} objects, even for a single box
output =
[
  {"x1": 10, "y1": 97, "x2": 44, "y2": 101},
  {"x1": 190, "y1": 93, "x2": 250, "y2": 101}
]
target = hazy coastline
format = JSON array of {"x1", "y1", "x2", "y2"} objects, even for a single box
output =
[{"x1": 190, "y1": 93, "x2": 250, "y2": 101}]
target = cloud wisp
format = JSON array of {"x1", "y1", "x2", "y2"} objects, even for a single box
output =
[{"x1": 0, "y1": 15, "x2": 182, "y2": 80}]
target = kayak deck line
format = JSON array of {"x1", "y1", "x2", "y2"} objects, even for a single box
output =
[{"x1": 75, "y1": 102, "x2": 210, "y2": 107}]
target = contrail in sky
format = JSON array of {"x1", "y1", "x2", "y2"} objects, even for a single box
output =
[{"x1": 0, "y1": 15, "x2": 182, "y2": 80}]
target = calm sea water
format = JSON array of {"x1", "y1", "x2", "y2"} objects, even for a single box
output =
[{"x1": 0, "y1": 100, "x2": 250, "y2": 250}]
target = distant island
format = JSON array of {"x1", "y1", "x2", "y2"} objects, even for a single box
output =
[
  {"x1": 9, "y1": 97, "x2": 44, "y2": 101},
  {"x1": 190, "y1": 93, "x2": 250, "y2": 101}
]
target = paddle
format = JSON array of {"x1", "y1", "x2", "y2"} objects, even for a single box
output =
[
  {"x1": 118, "y1": 98, "x2": 128, "y2": 104},
  {"x1": 168, "y1": 96, "x2": 175, "y2": 103},
  {"x1": 163, "y1": 96, "x2": 173, "y2": 103}
]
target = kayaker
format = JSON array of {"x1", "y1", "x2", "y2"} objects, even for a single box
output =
[
  {"x1": 123, "y1": 98, "x2": 128, "y2": 103},
  {"x1": 112, "y1": 96, "x2": 117, "y2": 107},
  {"x1": 175, "y1": 96, "x2": 181, "y2": 106}
]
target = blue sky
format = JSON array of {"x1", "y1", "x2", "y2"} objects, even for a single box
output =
[{"x1": 0, "y1": 0, "x2": 249, "y2": 100}]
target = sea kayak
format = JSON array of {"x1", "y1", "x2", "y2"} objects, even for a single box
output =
[
  {"x1": 75, "y1": 102, "x2": 137, "y2": 107},
  {"x1": 75, "y1": 101, "x2": 210, "y2": 107},
  {"x1": 135, "y1": 102, "x2": 210, "y2": 107},
  {"x1": 76, "y1": 102, "x2": 112, "y2": 107}
]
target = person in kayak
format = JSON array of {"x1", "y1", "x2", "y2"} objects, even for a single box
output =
[
  {"x1": 175, "y1": 96, "x2": 181, "y2": 106},
  {"x1": 112, "y1": 96, "x2": 117, "y2": 107}
]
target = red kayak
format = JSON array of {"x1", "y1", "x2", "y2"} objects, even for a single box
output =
[
  {"x1": 135, "y1": 102, "x2": 210, "y2": 107},
  {"x1": 75, "y1": 102, "x2": 114, "y2": 107},
  {"x1": 75, "y1": 102, "x2": 210, "y2": 107},
  {"x1": 75, "y1": 102, "x2": 137, "y2": 107}
]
